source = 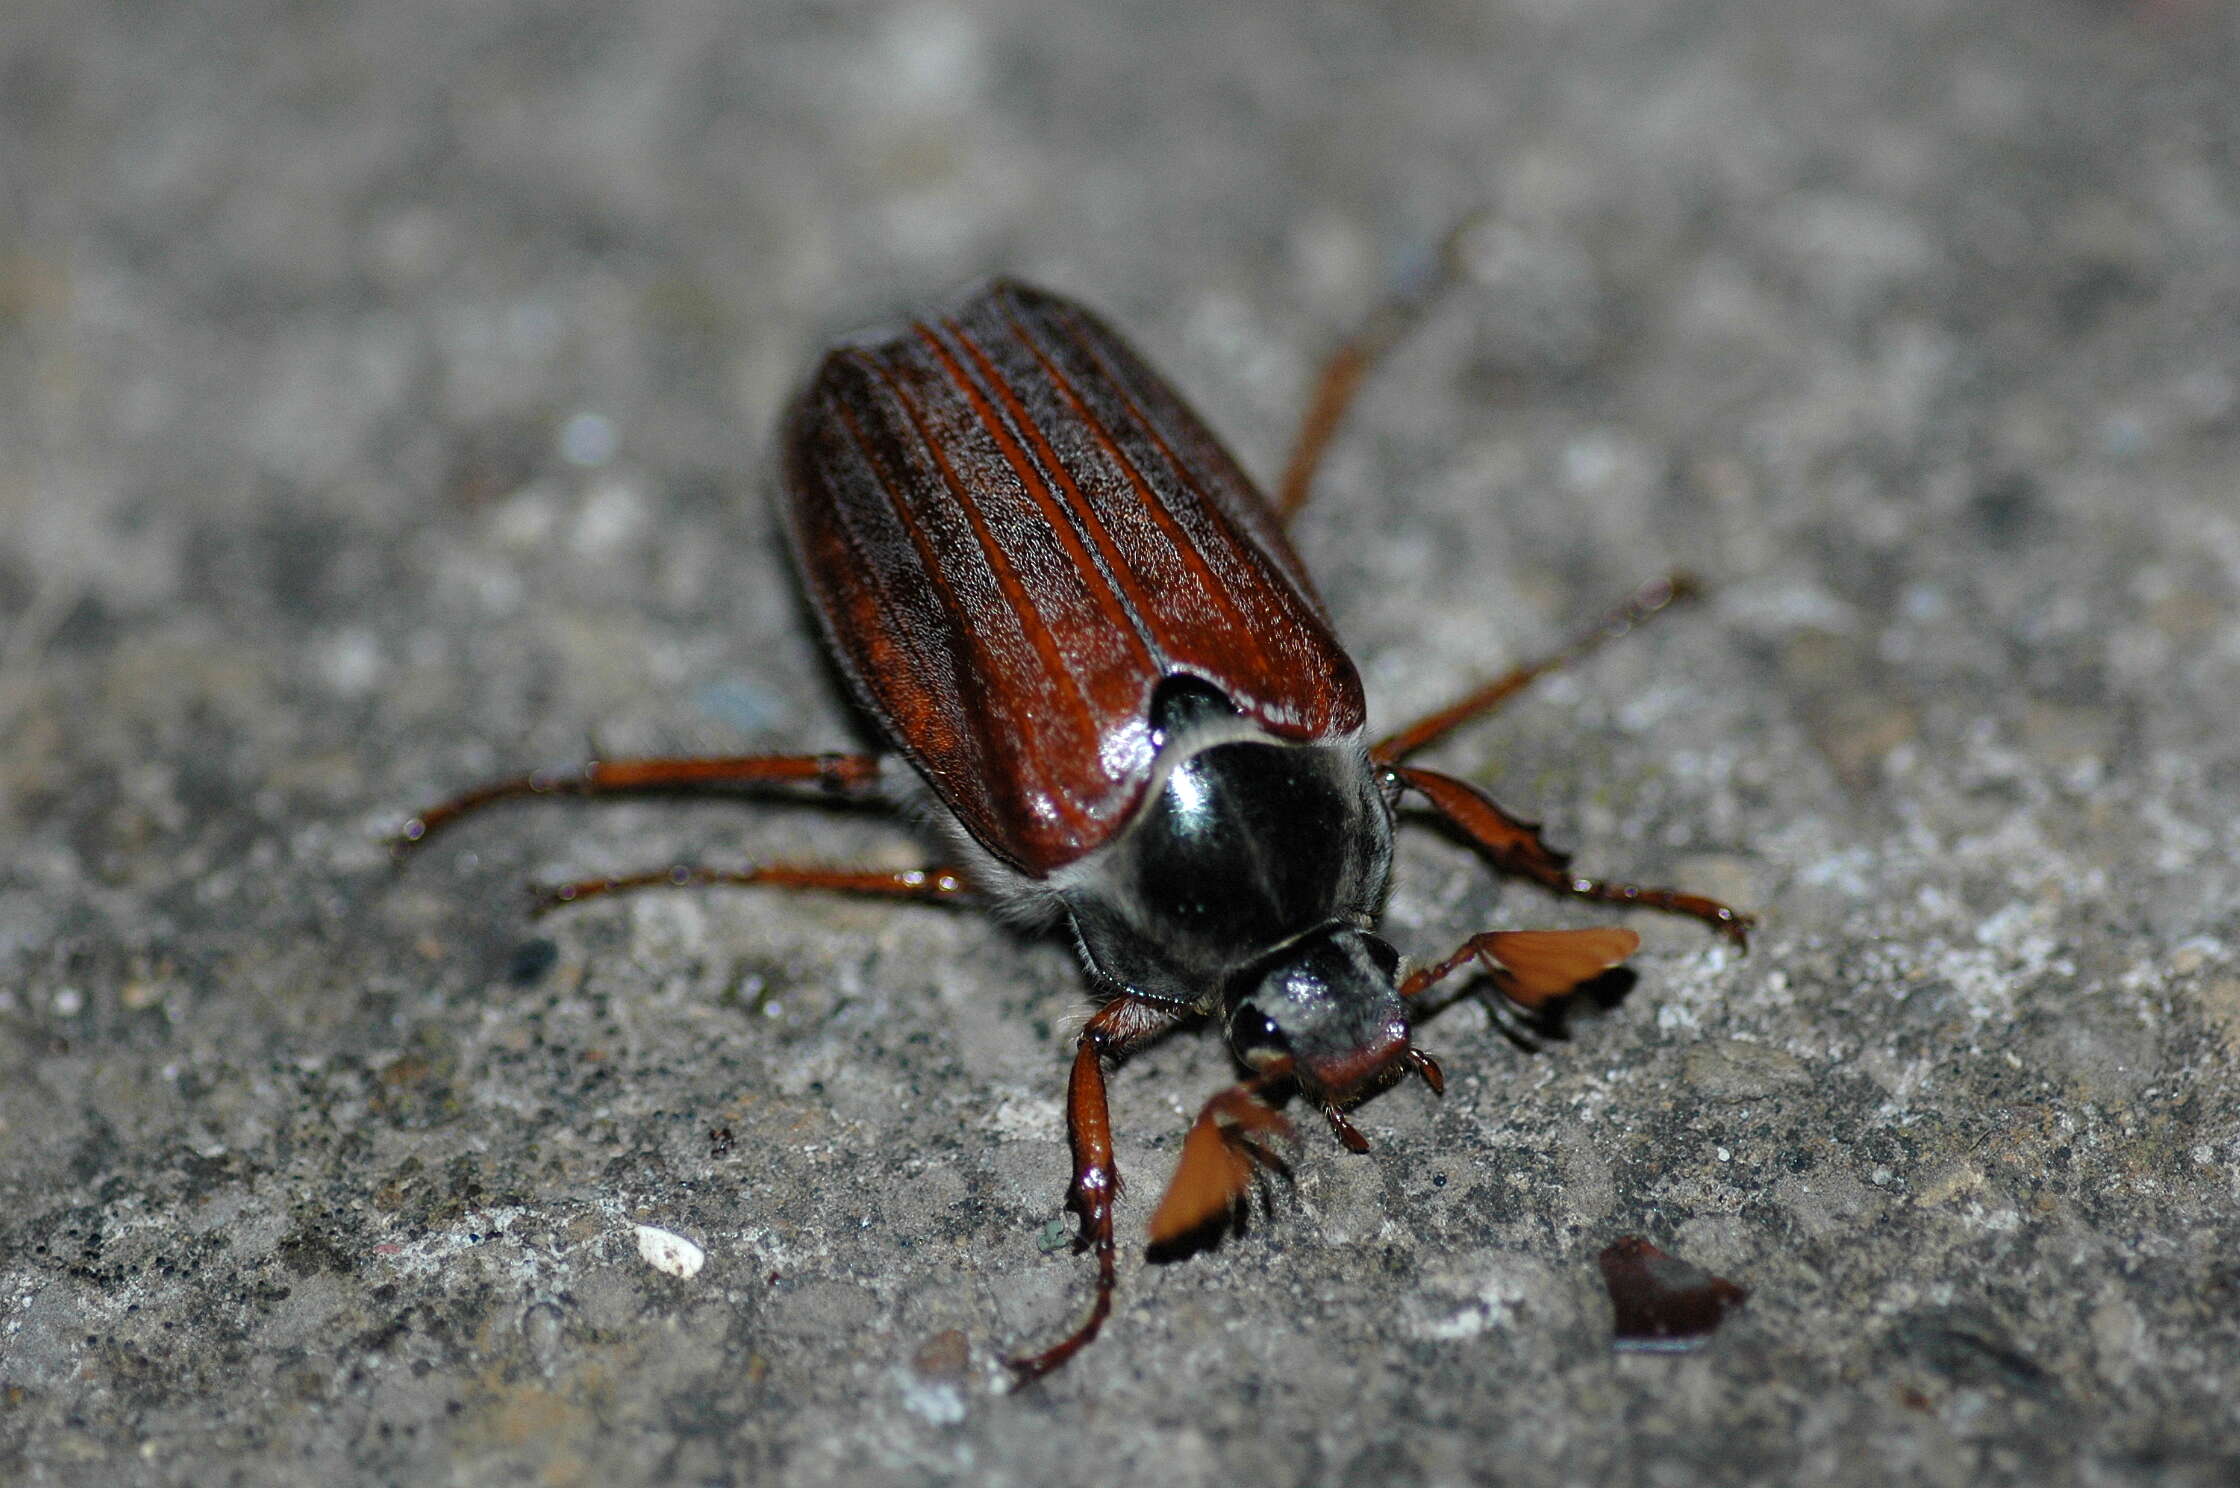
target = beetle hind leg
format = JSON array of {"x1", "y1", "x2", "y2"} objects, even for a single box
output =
[
  {"x1": 391, "y1": 752, "x2": 955, "y2": 916},
  {"x1": 1275, "y1": 217, "x2": 1487, "y2": 523},
  {"x1": 393, "y1": 751, "x2": 883, "y2": 850},
  {"x1": 529, "y1": 863, "x2": 969, "y2": 914}
]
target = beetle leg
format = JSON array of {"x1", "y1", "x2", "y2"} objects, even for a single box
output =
[
  {"x1": 1008, "y1": 996, "x2": 1186, "y2": 1385},
  {"x1": 1275, "y1": 218, "x2": 1484, "y2": 522},
  {"x1": 393, "y1": 752, "x2": 883, "y2": 849},
  {"x1": 529, "y1": 864, "x2": 969, "y2": 915},
  {"x1": 1391, "y1": 763, "x2": 1754, "y2": 947},
  {"x1": 1370, "y1": 574, "x2": 1697, "y2": 763}
]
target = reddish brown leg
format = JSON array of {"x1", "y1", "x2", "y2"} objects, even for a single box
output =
[
  {"x1": 1275, "y1": 220, "x2": 1482, "y2": 523},
  {"x1": 1370, "y1": 575, "x2": 1697, "y2": 763},
  {"x1": 530, "y1": 864, "x2": 969, "y2": 915},
  {"x1": 394, "y1": 752, "x2": 883, "y2": 848},
  {"x1": 1008, "y1": 996, "x2": 1184, "y2": 1386},
  {"x1": 1392, "y1": 764, "x2": 1752, "y2": 948}
]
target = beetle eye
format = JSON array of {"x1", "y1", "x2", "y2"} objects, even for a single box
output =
[{"x1": 1228, "y1": 1001, "x2": 1285, "y2": 1058}]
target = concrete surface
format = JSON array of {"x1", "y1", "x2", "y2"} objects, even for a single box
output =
[{"x1": 4, "y1": 0, "x2": 2238, "y2": 1483}]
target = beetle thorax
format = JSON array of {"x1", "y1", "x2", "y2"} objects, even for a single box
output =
[{"x1": 1051, "y1": 678, "x2": 1394, "y2": 1010}]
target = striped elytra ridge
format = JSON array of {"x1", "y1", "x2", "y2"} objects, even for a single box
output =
[{"x1": 783, "y1": 280, "x2": 1367, "y2": 876}]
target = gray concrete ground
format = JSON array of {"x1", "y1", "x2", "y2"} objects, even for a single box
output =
[{"x1": 3, "y1": 1, "x2": 2237, "y2": 1483}]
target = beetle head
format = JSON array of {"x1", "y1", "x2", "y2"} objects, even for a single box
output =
[{"x1": 1222, "y1": 925, "x2": 1412, "y2": 1101}]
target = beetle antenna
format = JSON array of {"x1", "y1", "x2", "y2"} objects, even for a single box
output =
[
  {"x1": 1145, "y1": 1066, "x2": 1296, "y2": 1251},
  {"x1": 1322, "y1": 1104, "x2": 1371, "y2": 1153},
  {"x1": 1406, "y1": 1046, "x2": 1446, "y2": 1095}
]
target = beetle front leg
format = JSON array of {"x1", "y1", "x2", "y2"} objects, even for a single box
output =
[
  {"x1": 1008, "y1": 995, "x2": 1183, "y2": 1386},
  {"x1": 1006, "y1": 1033, "x2": 1117, "y2": 1388},
  {"x1": 1391, "y1": 763, "x2": 1754, "y2": 948}
]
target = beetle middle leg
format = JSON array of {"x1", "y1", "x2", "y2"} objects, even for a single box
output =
[
  {"x1": 1360, "y1": 573, "x2": 1753, "y2": 946},
  {"x1": 395, "y1": 751, "x2": 973, "y2": 913},
  {"x1": 1369, "y1": 573, "x2": 1698, "y2": 763},
  {"x1": 1008, "y1": 994, "x2": 1188, "y2": 1386}
]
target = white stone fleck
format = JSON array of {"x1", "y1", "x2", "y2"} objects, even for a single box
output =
[
  {"x1": 896, "y1": 1369, "x2": 967, "y2": 1426},
  {"x1": 635, "y1": 1224, "x2": 706, "y2": 1280},
  {"x1": 559, "y1": 411, "x2": 618, "y2": 467}
]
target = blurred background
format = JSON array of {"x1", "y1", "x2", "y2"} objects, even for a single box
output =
[{"x1": 2, "y1": 2, "x2": 2236, "y2": 1484}]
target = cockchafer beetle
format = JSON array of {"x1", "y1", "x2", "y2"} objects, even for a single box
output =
[{"x1": 397, "y1": 237, "x2": 1753, "y2": 1382}]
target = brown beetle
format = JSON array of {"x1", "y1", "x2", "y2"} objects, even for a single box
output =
[{"x1": 398, "y1": 245, "x2": 1751, "y2": 1381}]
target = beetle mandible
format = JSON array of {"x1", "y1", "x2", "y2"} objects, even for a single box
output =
[{"x1": 397, "y1": 236, "x2": 1753, "y2": 1381}]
